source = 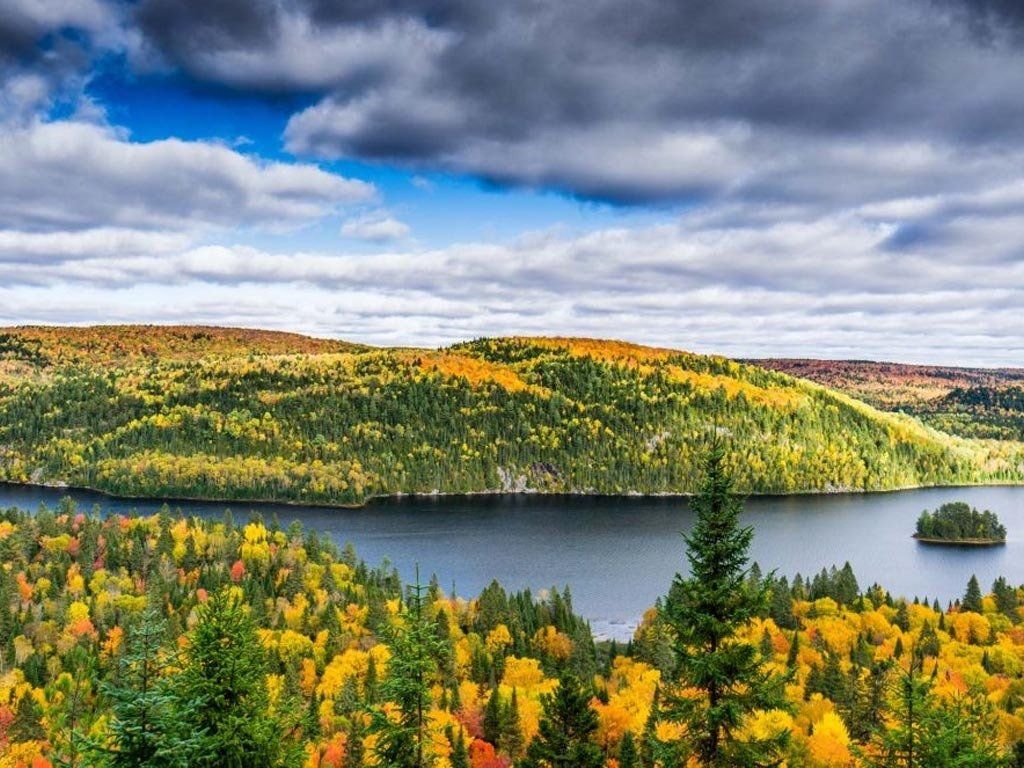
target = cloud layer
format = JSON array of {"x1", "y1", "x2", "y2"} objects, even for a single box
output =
[
  {"x1": 1, "y1": 0, "x2": 1023, "y2": 364},
  {"x1": 127, "y1": 0, "x2": 1024, "y2": 204}
]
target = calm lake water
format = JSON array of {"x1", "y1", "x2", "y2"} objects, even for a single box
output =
[{"x1": 2, "y1": 483, "x2": 1022, "y2": 639}]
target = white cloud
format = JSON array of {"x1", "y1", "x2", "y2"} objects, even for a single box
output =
[
  {"x1": 341, "y1": 211, "x2": 411, "y2": 242},
  {"x1": 0, "y1": 228, "x2": 189, "y2": 262},
  {"x1": 2, "y1": 197, "x2": 1024, "y2": 364},
  {"x1": 0, "y1": 120, "x2": 376, "y2": 232}
]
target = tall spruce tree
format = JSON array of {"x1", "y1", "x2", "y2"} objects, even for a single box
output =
[
  {"x1": 91, "y1": 610, "x2": 194, "y2": 768},
  {"x1": 963, "y1": 575, "x2": 984, "y2": 614},
  {"x1": 169, "y1": 590, "x2": 300, "y2": 768},
  {"x1": 519, "y1": 670, "x2": 603, "y2": 768},
  {"x1": 502, "y1": 688, "x2": 526, "y2": 759},
  {"x1": 661, "y1": 445, "x2": 790, "y2": 767},
  {"x1": 368, "y1": 572, "x2": 448, "y2": 768},
  {"x1": 619, "y1": 731, "x2": 640, "y2": 768}
]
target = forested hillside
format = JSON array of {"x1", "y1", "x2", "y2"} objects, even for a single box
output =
[
  {"x1": 757, "y1": 358, "x2": 1024, "y2": 441},
  {"x1": 0, "y1": 327, "x2": 1021, "y2": 505}
]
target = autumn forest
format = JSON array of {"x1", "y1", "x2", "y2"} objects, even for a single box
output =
[{"x1": 2, "y1": 326, "x2": 1024, "y2": 767}]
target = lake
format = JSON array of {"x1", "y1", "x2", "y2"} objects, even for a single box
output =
[{"x1": 2, "y1": 483, "x2": 1022, "y2": 640}]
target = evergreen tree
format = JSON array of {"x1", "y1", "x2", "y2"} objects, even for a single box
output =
[
  {"x1": 169, "y1": 589, "x2": 300, "y2": 768},
  {"x1": 759, "y1": 628, "x2": 774, "y2": 659},
  {"x1": 769, "y1": 577, "x2": 797, "y2": 630},
  {"x1": 661, "y1": 446, "x2": 790, "y2": 766},
  {"x1": 482, "y1": 687, "x2": 504, "y2": 746},
  {"x1": 91, "y1": 610, "x2": 194, "y2": 768},
  {"x1": 836, "y1": 562, "x2": 860, "y2": 606},
  {"x1": 894, "y1": 602, "x2": 910, "y2": 632},
  {"x1": 502, "y1": 688, "x2": 526, "y2": 759},
  {"x1": 787, "y1": 631, "x2": 800, "y2": 668},
  {"x1": 639, "y1": 690, "x2": 660, "y2": 768},
  {"x1": 519, "y1": 670, "x2": 603, "y2": 768},
  {"x1": 342, "y1": 721, "x2": 366, "y2": 768},
  {"x1": 992, "y1": 577, "x2": 1019, "y2": 618},
  {"x1": 368, "y1": 573, "x2": 448, "y2": 768},
  {"x1": 9, "y1": 690, "x2": 46, "y2": 743},
  {"x1": 619, "y1": 731, "x2": 639, "y2": 768},
  {"x1": 963, "y1": 575, "x2": 984, "y2": 614},
  {"x1": 918, "y1": 622, "x2": 940, "y2": 658},
  {"x1": 849, "y1": 661, "x2": 891, "y2": 743},
  {"x1": 865, "y1": 651, "x2": 1002, "y2": 768},
  {"x1": 448, "y1": 728, "x2": 469, "y2": 768}
]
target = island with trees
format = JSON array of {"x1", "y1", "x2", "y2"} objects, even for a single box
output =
[{"x1": 914, "y1": 501, "x2": 1008, "y2": 545}]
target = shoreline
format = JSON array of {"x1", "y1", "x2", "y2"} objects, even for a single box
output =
[
  {"x1": 913, "y1": 534, "x2": 1007, "y2": 547},
  {"x1": 1, "y1": 477, "x2": 1023, "y2": 512}
]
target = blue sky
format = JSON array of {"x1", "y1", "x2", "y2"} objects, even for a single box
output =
[
  {"x1": 2, "y1": 0, "x2": 1024, "y2": 364},
  {"x1": 84, "y1": 61, "x2": 670, "y2": 253}
]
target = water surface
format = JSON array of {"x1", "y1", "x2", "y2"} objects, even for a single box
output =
[{"x1": 2, "y1": 484, "x2": 1022, "y2": 639}]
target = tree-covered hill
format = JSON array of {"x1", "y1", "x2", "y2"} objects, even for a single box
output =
[
  {"x1": 756, "y1": 358, "x2": 1024, "y2": 441},
  {"x1": 0, "y1": 326, "x2": 1021, "y2": 505}
]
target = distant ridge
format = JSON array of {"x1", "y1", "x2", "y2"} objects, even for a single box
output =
[{"x1": 754, "y1": 357, "x2": 1024, "y2": 441}]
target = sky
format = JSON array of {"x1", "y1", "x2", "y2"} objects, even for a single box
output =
[{"x1": 2, "y1": 0, "x2": 1024, "y2": 364}]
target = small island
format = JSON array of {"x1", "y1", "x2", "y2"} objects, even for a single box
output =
[{"x1": 914, "y1": 501, "x2": 1007, "y2": 545}]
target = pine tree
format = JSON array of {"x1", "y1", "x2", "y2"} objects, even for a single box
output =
[
  {"x1": 169, "y1": 589, "x2": 300, "y2": 768},
  {"x1": 368, "y1": 572, "x2": 448, "y2": 768},
  {"x1": 866, "y1": 651, "x2": 929, "y2": 768},
  {"x1": 519, "y1": 670, "x2": 603, "y2": 768},
  {"x1": 502, "y1": 688, "x2": 526, "y2": 759},
  {"x1": 482, "y1": 687, "x2": 504, "y2": 746},
  {"x1": 342, "y1": 721, "x2": 366, "y2": 768},
  {"x1": 661, "y1": 446, "x2": 790, "y2": 766},
  {"x1": 894, "y1": 602, "x2": 910, "y2": 631},
  {"x1": 639, "y1": 690, "x2": 660, "y2": 768},
  {"x1": 963, "y1": 575, "x2": 984, "y2": 614},
  {"x1": 619, "y1": 731, "x2": 640, "y2": 768},
  {"x1": 448, "y1": 728, "x2": 469, "y2": 768},
  {"x1": 759, "y1": 628, "x2": 774, "y2": 659},
  {"x1": 787, "y1": 631, "x2": 800, "y2": 668},
  {"x1": 992, "y1": 577, "x2": 1019, "y2": 617},
  {"x1": 769, "y1": 577, "x2": 796, "y2": 630},
  {"x1": 9, "y1": 690, "x2": 46, "y2": 743},
  {"x1": 91, "y1": 610, "x2": 194, "y2": 768},
  {"x1": 849, "y1": 660, "x2": 891, "y2": 743},
  {"x1": 836, "y1": 562, "x2": 860, "y2": 606},
  {"x1": 918, "y1": 622, "x2": 940, "y2": 658}
]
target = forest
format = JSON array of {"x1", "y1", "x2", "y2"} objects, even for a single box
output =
[
  {"x1": 0, "y1": 326, "x2": 1021, "y2": 506},
  {"x1": 757, "y1": 358, "x2": 1024, "y2": 442},
  {"x1": 2, "y1": 450, "x2": 1023, "y2": 767},
  {"x1": 915, "y1": 502, "x2": 1008, "y2": 543}
]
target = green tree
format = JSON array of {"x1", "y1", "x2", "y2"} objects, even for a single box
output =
[
  {"x1": 170, "y1": 590, "x2": 300, "y2": 768},
  {"x1": 963, "y1": 575, "x2": 984, "y2": 614},
  {"x1": 448, "y1": 727, "x2": 469, "y2": 768},
  {"x1": 368, "y1": 574, "x2": 448, "y2": 768},
  {"x1": 865, "y1": 651, "x2": 1002, "y2": 768},
  {"x1": 482, "y1": 687, "x2": 504, "y2": 745},
  {"x1": 502, "y1": 688, "x2": 526, "y2": 759},
  {"x1": 91, "y1": 610, "x2": 194, "y2": 768},
  {"x1": 519, "y1": 670, "x2": 603, "y2": 768},
  {"x1": 661, "y1": 446, "x2": 790, "y2": 767},
  {"x1": 619, "y1": 731, "x2": 640, "y2": 768},
  {"x1": 342, "y1": 721, "x2": 366, "y2": 768}
]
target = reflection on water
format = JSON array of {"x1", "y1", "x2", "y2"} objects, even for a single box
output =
[{"x1": 2, "y1": 483, "x2": 1022, "y2": 640}]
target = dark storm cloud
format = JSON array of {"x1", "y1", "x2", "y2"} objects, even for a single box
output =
[
  {"x1": 933, "y1": 0, "x2": 1024, "y2": 42},
  {"x1": 123, "y1": 0, "x2": 1024, "y2": 202}
]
